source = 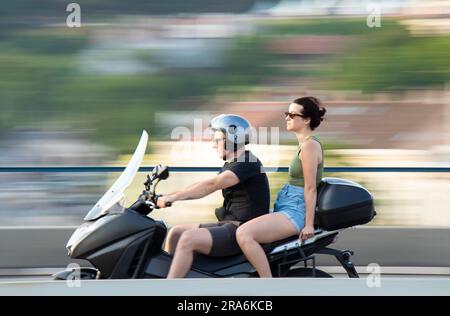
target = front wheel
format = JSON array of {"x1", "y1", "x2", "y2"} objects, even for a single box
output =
[
  {"x1": 53, "y1": 267, "x2": 99, "y2": 280},
  {"x1": 285, "y1": 267, "x2": 333, "y2": 278}
]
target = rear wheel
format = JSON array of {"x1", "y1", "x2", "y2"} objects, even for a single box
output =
[{"x1": 285, "y1": 267, "x2": 333, "y2": 278}]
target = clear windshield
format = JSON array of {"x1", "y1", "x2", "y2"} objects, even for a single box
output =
[{"x1": 84, "y1": 130, "x2": 149, "y2": 221}]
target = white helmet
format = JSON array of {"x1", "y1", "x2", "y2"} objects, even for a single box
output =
[{"x1": 210, "y1": 114, "x2": 251, "y2": 145}]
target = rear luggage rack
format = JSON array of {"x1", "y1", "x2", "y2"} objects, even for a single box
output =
[{"x1": 277, "y1": 243, "x2": 317, "y2": 277}]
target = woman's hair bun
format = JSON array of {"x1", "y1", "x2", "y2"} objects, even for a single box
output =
[
  {"x1": 318, "y1": 107, "x2": 326, "y2": 121},
  {"x1": 293, "y1": 96, "x2": 326, "y2": 130}
]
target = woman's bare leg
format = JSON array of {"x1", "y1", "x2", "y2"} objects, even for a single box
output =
[{"x1": 236, "y1": 213, "x2": 298, "y2": 278}]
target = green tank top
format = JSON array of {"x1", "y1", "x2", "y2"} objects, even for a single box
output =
[{"x1": 288, "y1": 135, "x2": 323, "y2": 187}]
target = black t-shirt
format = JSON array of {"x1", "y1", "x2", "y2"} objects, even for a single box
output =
[{"x1": 216, "y1": 151, "x2": 270, "y2": 223}]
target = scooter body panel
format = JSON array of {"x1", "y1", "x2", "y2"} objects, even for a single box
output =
[
  {"x1": 71, "y1": 210, "x2": 154, "y2": 259},
  {"x1": 143, "y1": 252, "x2": 213, "y2": 278}
]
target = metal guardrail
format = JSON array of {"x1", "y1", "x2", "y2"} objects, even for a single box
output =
[
  {"x1": 1, "y1": 167, "x2": 449, "y2": 271},
  {"x1": 1, "y1": 167, "x2": 450, "y2": 173}
]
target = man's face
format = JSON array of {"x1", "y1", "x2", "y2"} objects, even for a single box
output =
[{"x1": 212, "y1": 131, "x2": 227, "y2": 160}]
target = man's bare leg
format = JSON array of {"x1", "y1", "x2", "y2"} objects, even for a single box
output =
[
  {"x1": 164, "y1": 223, "x2": 200, "y2": 255},
  {"x1": 167, "y1": 228, "x2": 213, "y2": 278}
]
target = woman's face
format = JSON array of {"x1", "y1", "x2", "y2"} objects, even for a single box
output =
[{"x1": 285, "y1": 103, "x2": 309, "y2": 132}]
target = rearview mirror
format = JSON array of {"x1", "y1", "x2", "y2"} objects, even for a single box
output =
[{"x1": 152, "y1": 164, "x2": 169, "y2": 180}]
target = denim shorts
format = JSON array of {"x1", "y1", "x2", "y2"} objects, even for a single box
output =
[{"x1": 273, "y1": 184, "x2": 306, "y2": 233}]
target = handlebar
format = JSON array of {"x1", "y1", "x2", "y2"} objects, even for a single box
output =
[
  {"x1": 134, "y1": 167, "x2": 171, "y2": 213},
  {"x1": 153, "y1": 194, "x2": 172, "y2": 208}
]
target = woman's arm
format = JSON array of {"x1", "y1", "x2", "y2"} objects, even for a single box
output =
[{"x1": 299, "y1": 140, "x2": 321, "y2": 240}]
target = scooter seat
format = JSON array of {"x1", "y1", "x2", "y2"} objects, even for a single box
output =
[
  {"x1": 261, "y1": 228, "x2": 325, "y2": 253},
  {"x1": 191, "y1": 235, "x2": 301, "y2": 273},
  {"x1": 191, "y1": 229, "x2": 326, "y2": 273},
  {"x1": 261, "y1": 235, "x2": 300, "y2": 253}
]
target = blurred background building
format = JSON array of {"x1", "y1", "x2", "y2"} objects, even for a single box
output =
[{"x1": 0, "y1": 0, "x2": 449, "y2": 227}]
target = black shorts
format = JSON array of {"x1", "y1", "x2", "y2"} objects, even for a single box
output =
[{"x1": 199, "y1": 221, "x2": 242, "y2": 257}]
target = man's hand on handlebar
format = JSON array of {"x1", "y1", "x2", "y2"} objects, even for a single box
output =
[{"x1": 156, "y1": 195, "x2": 173, "y2": 209}]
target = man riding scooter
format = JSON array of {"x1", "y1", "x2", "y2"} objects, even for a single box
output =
[
  {"x1": 156, "y1": 114, "x2": 270, "y2": 278},
  {"x1": 55, "y1": 128, "x2": 374, "y2": 280}
]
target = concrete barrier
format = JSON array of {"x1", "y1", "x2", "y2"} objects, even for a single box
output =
[{"x1": 1, "y1": 226, "x2": 450, "y2": 269}]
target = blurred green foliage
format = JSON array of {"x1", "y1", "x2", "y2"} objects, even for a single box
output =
[
  {"x1": 1, "y1": 16, "x2": 448, "y2": 154},
  {"x1": 0, "y1": 26, "x2": 278, "y2": 153},
  {"x1": 262, "y1": 18, "x2": 449, "y2": 92},
  {"x1": 261, "y1": 17, "x2": 377, "y2": 35}
]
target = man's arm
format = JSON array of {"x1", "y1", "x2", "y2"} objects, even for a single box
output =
[{"x1": 157, "y1": 170, "x2": 240, "y2": 207}]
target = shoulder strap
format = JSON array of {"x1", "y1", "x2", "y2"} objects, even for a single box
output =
[
  {"x1": 299, "y1": 135, "x2": 323, "y2": 156},
  {"x1": 300, "y1": 135, "x2": 316, "y2": 149},
  {"x1": 303, "y1": 135, "x2": 322, "y2": 146}
]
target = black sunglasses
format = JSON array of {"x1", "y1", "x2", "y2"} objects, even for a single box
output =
[
  {"x1": 284, "y1": 112, "x2": 305, "y2": 119},
  {"x1": 212, "y1": 138, "x2": 226, "y2": 145}
]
